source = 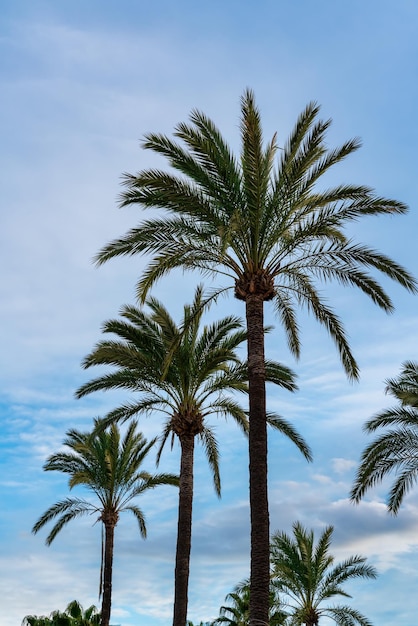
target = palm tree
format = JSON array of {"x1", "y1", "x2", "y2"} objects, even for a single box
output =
[
  {"x1": 93, "y1": 89, "x2": 416, "y2": 624},
  {"x1": 32, "y1": 422, "x2": 178, "y2": 626},
  {"x1": 211, "y1": 580, "x2": 287, "y2": 626},
  {"x1": 76, "y1": 286, "x2": 310, "y2": 626},
  {"x1": 22, "y1": 600, "x2": 101, "y2": 626},
  {"x1": 212, "y1": 586, "x2": 251, "y2": 626},
  {"x1": 270, "y1": 522, "x2": 377, "y2": 626},
  {"x1": 62, "y1": 600, "x2": 101, "y2": 626},
  {"x1": 351, "y1": 361, "x2": 418, "y2": 514}
]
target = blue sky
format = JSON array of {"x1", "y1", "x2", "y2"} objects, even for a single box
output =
[{"x1": 1, "y1": 1, "x2": 418, "y2": 624}]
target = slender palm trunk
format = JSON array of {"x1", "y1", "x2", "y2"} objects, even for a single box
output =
[
  {"x1": 173, "y1": 433, "x2": 195, "y2": 626},
  {"x1": 101, "y1": 519, "x2": 116, "y2": 626},
  {"x1": 246, "y1": 294, "x2": 269, "y2": 626}
]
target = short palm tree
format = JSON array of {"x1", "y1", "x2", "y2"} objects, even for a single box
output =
[
  {"x1": 270, "y1": 522, "x2": 377, "y2": 626},
  {"x1": 93, "y1": 89, "x2": 416, "y2": 624},
  {"x1": 212, "y1": 580, "x2": 287, "y2": 626},
  {"x1": 22, "y1": 600, "x2": 101, "y2": 626},
  {"x1": 61, "y1": 600, "x2": 101, "y2": 626},
  {"x1": 212, "y1": 586, "x2": 251, "y2": 626},
  {"x1": 351, "y1": 361, "x2": 418, "y2": 513},
  {"x1": 76, "y1": 286, "x2": 310, "y2": 626},
  {"x1": 32, "y1": 422, "x2": 178, "y2": 626}
]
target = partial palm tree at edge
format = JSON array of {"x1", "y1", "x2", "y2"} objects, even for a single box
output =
[
  {"x1": 94, "y1": 89, "x2": 416, "y2": 625},
  {"x1": 351, "y1": 360, "x2": 418, "y2": 514}
]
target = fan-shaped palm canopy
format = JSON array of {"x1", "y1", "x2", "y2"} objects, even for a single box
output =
[
  {"x1": 95, "y1": 89, "x2": 416, "y2": 379},
  {"x1": 22, "y1": 600, "x2": 101, "y2": 626},
  {"x1": 32, "y1": 420, "x2": 178, "y2": 544},
  {"x1": 76, "y1": 285, "x2": 309, "y2": 487},
  {"x1": 270, "y1": 522, "x2": 377, "y2": 626},
  {"x1": 211, "y1": 580, "x2": 287, "y2": 626}
]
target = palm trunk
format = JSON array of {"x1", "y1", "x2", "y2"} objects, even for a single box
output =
[
  {"x1": 101, "y1": 520, "x2": 116, "y2": 626},
  {"x1": 246, "y1": 293, "x2": 269, "y2": 626},
  {"x1": 173, "y1": 433, "x2": 195, "y2": 626}
]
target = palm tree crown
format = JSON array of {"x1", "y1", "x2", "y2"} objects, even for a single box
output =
[
  {"x1": 93, "y1": 89, "x2": 415, "y2": 625},
  {"x1": 22, "y1": 600, "x2": 101, "y2": 626},
  {"x1": 211, "y1": 580, "x2": 287, "y2": 626},
  {"x1": 96, "y1": 89, "x2": 416, "y2": 379},
  {"x1": 76, "y1": 286, "x2": 251, "y2": 492},
  {"x1": 270, "y1": 522, "x2": 377, "y2": 626},
  {"x1": 32, "y1": 422, "x2": 178, "y2": 626},
  {"x1": 351, "y1": 360, "x2": 418, "y2": 514}
]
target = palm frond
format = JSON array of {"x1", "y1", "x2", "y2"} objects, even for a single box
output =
[
  {"x1": 267, "y1": 413, "x2": 312, "y2": 462},
  {"x1": 32, "y1": 498, "x2": 95, "y2": 545},
  {"x1": 124, "y1": 505, "x2": 147, "y2": 538},
  {"x1": 323, "y1": 604, "x2": 374, "y2": 626},
  {"x1": 199, "y1": 425, "x2": 221, "y2": 496},
  {"x1": 351, "y1": 362, "x2": 418, "y2": 513}
]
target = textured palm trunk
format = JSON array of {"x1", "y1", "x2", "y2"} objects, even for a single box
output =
[
  {"x1": 173, "y1": 433, "x2": 195, "y2": 626},
  {"x1": 304, "y1": 607, "x2": 319, "y2": 626},
  {"x1": 246, "y1": 294, "x2": 270, "y2": 626},
  {"x1": 101, "y1": 520, "x2": 115, "y2": 626}
]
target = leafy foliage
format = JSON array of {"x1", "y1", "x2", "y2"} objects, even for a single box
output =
[
  {"x1": 96, "y1": 89, "x2": 416, "y2": 380},
  {"x1": 351, "y1": 361, "x2": 418, "y2": 513},
  {"x1": 270, "y1": 522, "x2": 377, "y2": 626},
  {"x1": 32, "y1": 421, "x2": 178, "y2": 544},
  {"x1": 22, "y1": 600, "x2": 100, "y2": 626},
  {"x1": 211, "y1": 580, "x2": 287, "y2": 626}
]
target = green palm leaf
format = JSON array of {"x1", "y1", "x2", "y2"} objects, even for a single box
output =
[{"x1": 351, "y1": 361, "x2": 418, "y2": 513}]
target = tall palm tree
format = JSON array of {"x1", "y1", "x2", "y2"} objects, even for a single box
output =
[
  {"x1": 270, "y1": 522, "x2": 377, "y2": 626},
  {"x1": 76, "y1": 286, "x2": 310, "y2": 626},
  {"x1": 351, "y1": 361, "x2": 418, "y2": 514},
  {"x1": 32, "y1": 422, "x2": 178, "y2": 626},
  {"x1": 93, "y1": 89, "x2": 416, "y2": 624}
]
